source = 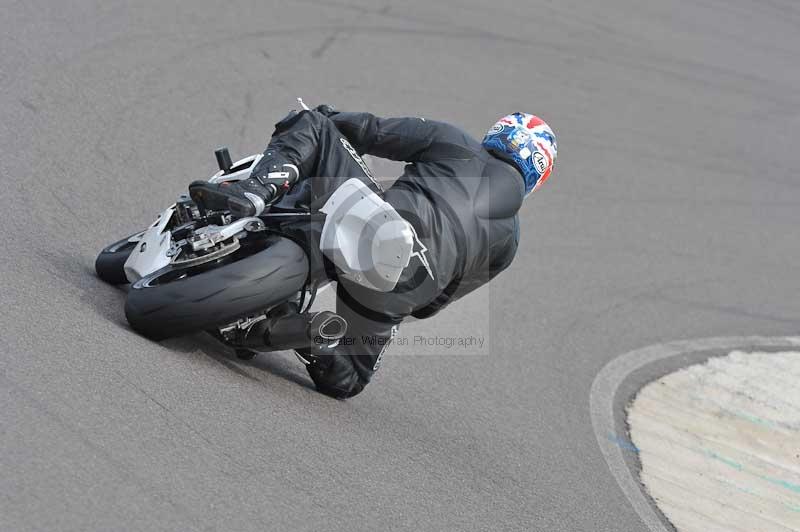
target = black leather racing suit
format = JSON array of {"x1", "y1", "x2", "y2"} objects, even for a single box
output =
[{"x1": 252, "y1": 109, "x2": 525, "y2": 398}]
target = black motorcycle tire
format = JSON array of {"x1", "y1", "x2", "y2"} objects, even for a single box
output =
[
  {"x1": 124, "y1": 235, "x2": 309, "y2": 340},
  {"x1": 95, "y1": 233, "x2": 142, "y2": 284}
]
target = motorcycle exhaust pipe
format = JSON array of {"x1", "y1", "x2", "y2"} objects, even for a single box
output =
[{"x1": 242, "y1": 311, "x2": 347, "y2": 352}]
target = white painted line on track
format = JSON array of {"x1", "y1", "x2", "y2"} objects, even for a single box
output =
[{"x1": 590, "y1": 336, "x2": 800, "y2": 532}]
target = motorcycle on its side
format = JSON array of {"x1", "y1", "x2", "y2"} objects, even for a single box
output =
[{"x1": 96, "y1": 141, "x2": 415, "y2": 358}]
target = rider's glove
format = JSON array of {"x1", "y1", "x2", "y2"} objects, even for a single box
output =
[
  {"x1": 313, "y1": 104, "x2": 337, "y2": 117},
  {"x1": 226, "y1": 163, "x2": 300, "y2": 218}
]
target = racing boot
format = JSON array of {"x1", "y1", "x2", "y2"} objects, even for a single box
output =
[
  {"x1": 225, "y1": 158, "x2": 300, "y2": 217},
  {"x1": 188, "y1": 160, "x2": 300, "y2": 218}
]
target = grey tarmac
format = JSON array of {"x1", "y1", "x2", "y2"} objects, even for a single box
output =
[{"x1": 1, "y1": 1, "x2": 799, "y2": 530}]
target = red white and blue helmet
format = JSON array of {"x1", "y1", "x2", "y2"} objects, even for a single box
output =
[{"x1": 482, "y1": 113, "x2": 557, "y2": 195}]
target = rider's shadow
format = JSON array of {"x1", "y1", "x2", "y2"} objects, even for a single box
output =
[
  {"x1": 156, "y1": 281, "x2": 340, "y2": 392},
  {"x1": 49, "y1": 250, "x2": 317, "y2": 393},
  {"x1": 160, "y1": 332, "x2": 316, "y2": 392},
  {"x1": 34, "y1": 247, "x2": 133, "y2": 330}
]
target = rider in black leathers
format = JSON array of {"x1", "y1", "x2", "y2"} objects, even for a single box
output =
[{"x1": 218, "y1": 106, "x2": 555, "y2": 398}]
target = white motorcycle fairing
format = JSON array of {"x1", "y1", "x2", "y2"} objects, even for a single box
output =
[{"x1": 123, "y1": 206, "x2": 175, "y2": 282}]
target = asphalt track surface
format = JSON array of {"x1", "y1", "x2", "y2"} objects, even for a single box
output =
[{"x1": 1, "y1": 1, "x2": 799, "y2": 531}]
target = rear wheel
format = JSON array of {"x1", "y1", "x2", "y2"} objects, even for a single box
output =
[
  {"x1": 95, "y1": 233, "x2": 143, "y2": 284},
  {"x1": 124, "y1": 235, "x2": 309, "y2": 340}
]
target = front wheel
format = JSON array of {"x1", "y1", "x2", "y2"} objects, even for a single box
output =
[
  {"x1": 124, "y1": 235, "x2": 310, "y2": 340},
  {"x1": 95, "y1": 233, "x2": 143, "y2": 284}
]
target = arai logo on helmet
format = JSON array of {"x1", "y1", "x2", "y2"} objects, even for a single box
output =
[
  {"x1": 489, "y1": 123, "x2": 503, "y2": 134},
  {"x1": 533, "y1": 151, "x2": 548, "y2": 174}
]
